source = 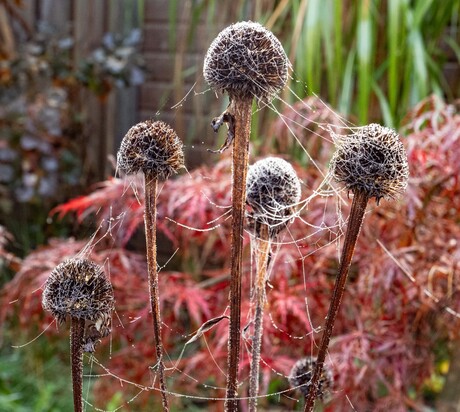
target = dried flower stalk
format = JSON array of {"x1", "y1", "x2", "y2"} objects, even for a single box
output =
[
  {"x1": 117, "y1": 120, "x2": 184, "y2": 411},
  {"x1": 42, "y1": 258, "x2": 114, "y2": 412},
  {"x1": 248, "y1": 223, "x2": 270, "y2": 412},
  {"x1": 204, "y1": 22, "x2": 289, "y2": 411},
  {"x1": 246, "y1": 157, "x2": 301, "y2": 411},
  {"x1": 304, "y1": 124, "x2": 409, "y2": 411},
  {"x1": 70, "y1": 317, "x2": 85, "y2": 412},
  {"x1": 226, "y1": 98, "x2": 252, "y2": 411}
]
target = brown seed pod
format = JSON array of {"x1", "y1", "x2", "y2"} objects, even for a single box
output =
[
  {"x1": 289, "y1": 357, "x2": 333, "y2": 401},
  {"x1": 42, "y1": 258, "x2": 114, "y2": 334},
  {"x1": 246, "y1": 157, "x2": 301, "y2": 237},
  {"x1": 329, "y1": 124, "x2": 409, "y2": 202},
  {"x1": 203, "y1": 21, "x2": 289, "y2": 102},
  {"x1": 117, "y1": 120, "x2": 184, "y2": 179}
]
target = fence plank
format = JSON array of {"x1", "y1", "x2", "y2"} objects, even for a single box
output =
[
  {"x1": 140, "y1": 0, "x2": 231, "y2": 166},
  {"x1": 108, "y1": 0, "x2": 141, "y2": 157},
  {"x1": 72, "y1": 0, "x2": 109, "y2": 179},
  {"x1": 38, "y1": 0, "x2": 71, "y2": 30}
]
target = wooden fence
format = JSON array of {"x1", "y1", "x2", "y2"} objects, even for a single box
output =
[
  {"x1": 140, "y1": 0, "x2": 232, "y2": 168},
  {"x1": 11, "y1": 1, "x2": 460, "y2": 178},
  {"x1": 8, "y1": 0, "x2": 243, "y2": 176},
  {"x1": 8, "y1": 0, "x2": 142, "y2": 179}
]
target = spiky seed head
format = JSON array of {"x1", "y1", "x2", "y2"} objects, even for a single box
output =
[
  {"x1": 289, "y1": 357, "x2": 334, "y2": 401},
  {"x1": 117, "y1": 120, "x2": 184, "y2": 179},
  {"x1": 246, "y1": 157, "x2": 301, "y2": 237},
  {"x1": 203, "y1": 21, "x2": 289, "y2": 102},
  {"x1": 42, "y1": 258, "x2": 114, "y2": 331},
  {"x1": 329, "y1": 123, "x2": 409, "y2": 202}
]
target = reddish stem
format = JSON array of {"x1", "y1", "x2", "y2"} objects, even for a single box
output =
[
  {"x1": 304, "y1": 190, "x2": 368, "y2": 411},
  {"x1": 70, "y1": 316, "x2": 85, "y2": 412},
  {"x1": 144, "y1": 173, "x2": 169, "y2": 411},
  {"x1": 225, "y1": 98, "x2": 253, "y2": 412}
]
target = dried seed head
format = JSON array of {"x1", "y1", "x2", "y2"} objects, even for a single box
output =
[
  {"x1": 329, "y1": 123, "x2": 409, "y2": 202},
  {"x1": 246, "y1": 157, "x2": 301, "y2": 237},
  {"x1": 117, "y1": 120, "x2": 184, "y2": 179},
  {"x1": 82, "y1": 312, "x2": 113, "y2": 353},
  {"x1": 289, "y1": 357, "x2": 333, "y2": 401},
  {"x1": 42, "y1": 258, "x2": 114, "y2": 333},
  {"x1": 203, "y1": 21, "x2": 289, "y2": 102}
]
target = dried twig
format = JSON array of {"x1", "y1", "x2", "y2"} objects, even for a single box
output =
[
  {"x1": 117, "y1": 120, "x2": 184, "y2": 411},
  {"x1": 203, "y1": 22, "x2": 289, "y2": 411},
  {"x1": 304, "y1": 124, "x2": 409, "y2": 411},
  {"x1": 42, "y1": 259, "x2": 114, "y2": 412},
  {"x1": 245, "y1": 157, "x2": 300, "y2": 411}
]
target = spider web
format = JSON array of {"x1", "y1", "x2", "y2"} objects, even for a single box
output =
[{"x1": 6, "y1": 59, "x2": 460, "y2": 412}]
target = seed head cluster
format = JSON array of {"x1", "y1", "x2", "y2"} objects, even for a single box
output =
[
  {"x1": 117, "y1": 120, "x2": 184, "y2": 179},
  {"x1": 42, "y1": 258, "x2": 114, "y2": 338},
  {"x1": 246, "y1": 157, "x2": 301, "y2": 237},
  {"x1": 289, "y1": 357, "x2": 333, "y2": 401},
  {"x1": 329, "y1": 123, "x2": 409, "y2": 202},
  {"x1": 203, "y1": 21, "x2": 289, "y2": 102}
]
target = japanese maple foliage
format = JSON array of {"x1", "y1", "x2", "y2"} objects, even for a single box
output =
[{"x1": 2, "y1": 96, "x2": 460, "y2": 410}]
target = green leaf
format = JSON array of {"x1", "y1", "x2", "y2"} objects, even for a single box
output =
[
  {"x1": 338, "y1": 49, "x2": 356, "y2": 117},
  {"x1": 372, "y1": 81, "x2": 394, "y2": 127},
  {"x1": 305, "y1": 0, "x2": 322, "y2": 94},
  {"x1": 357, "y1": 0, "x2": 373, "y2": 124},
  {"x1": 387, "y1": 0, "x2": 402, "y2": 113},
  {"x1": 409, "y1": 29, "x2": 429, "y2": 97},
  {"x1": 321, "y1": 0, "x2": 337, "y2": 105},
  {"x1": 413, "y1": 0, "x2": 434, "y2": 27}
]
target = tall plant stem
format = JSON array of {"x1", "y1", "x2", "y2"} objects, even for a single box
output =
[
  {"x1": 249, "y1": 223, "x2": 271, "y2": 412},
  {"x1": 70, "y1": 316, "x2": 85, "y2": 412},
  {"x1": 304, "y1": 190, "x2": 368, "y2": 412},
  {"x1": 225, "y1": 98, "x2": 253, "y2": 412},
  {"x1": 144, "y1": 172, "x2": 169, "y2": 412}
]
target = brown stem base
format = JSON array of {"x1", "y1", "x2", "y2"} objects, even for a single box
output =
[
  {"x1": 144, "y1": 173, "x2": 169, "y2": 412},
  {"x1": 225, "y1": 98, "x2": 253, "y2": 412},
  {"x1": 71, "y1": 316, "x2": 85, "y2": 412},
  {"x1": 248, "y1": 224, "x2": 271, "y2": 412},
  {"x1": 304, "y1": 191, "x2": 368, "y2": 412}
]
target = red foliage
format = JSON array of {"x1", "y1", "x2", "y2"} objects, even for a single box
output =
[
  {"x1": 2, "y1": 96, "x2": 460, "y2": 410},
  {"x1": 0, "y1": 225, "x2": 20, "y2": 272}
]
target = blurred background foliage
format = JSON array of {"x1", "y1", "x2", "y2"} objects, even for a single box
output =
[
  {"x1": 2, "y1": 96, "x2": 460, "y2": 410},
  {"x1": 1, "y1": 3, "x2": 144, "y2": 407},
  {"x1": 170, "y1": 0, "x2": 460, "y2": 128},
  {"x1": 1, "y1": 0, "x2": 460, "y2": 410},
  {"x1": 0, "y1": 0, "x2": 145, "y2": 256}
]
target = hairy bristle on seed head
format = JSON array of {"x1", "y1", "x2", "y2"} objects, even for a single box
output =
[
  {"x1": 117, "y1": 120, "x2": 185, "y2": 179},
  {"x1": 289, "y1": 357, "x2": 334, "y2": 401},
  {"x1": 42, "y1": 258, "x2": 114, "y2": 330},
  {"x1": 203, "y1": 21, "x2": 289, "y2": 102},
  {"x1": 246, "y1": 157, "x2": 301, "y2": 237},
  {"x1": 329, "y1": 123, "x2": 409, "y2": 202}
]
